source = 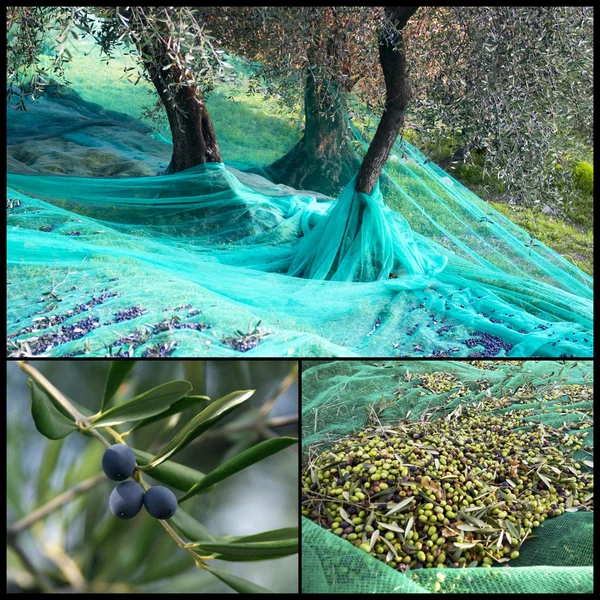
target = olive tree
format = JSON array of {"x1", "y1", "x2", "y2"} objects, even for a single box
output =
[
  {"x1": 203, "y1": 6, "x2": 386, "y2": 196},
  {"x1": 7, "y1": 6, "x2": 234, "y2": 174}
]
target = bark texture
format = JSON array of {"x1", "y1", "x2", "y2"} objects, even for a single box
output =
[
  {"x1": 145, "y1": 49, "x2": 222, "y2": 174},
  {"x1": 355, "y1": 7, "x2": 419, "y2": 195},
  {"x1": 263, "y1": 72, "x2": 360, "y2": 197}
]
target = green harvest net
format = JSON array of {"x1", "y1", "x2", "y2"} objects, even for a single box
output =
[
  {"x1": 301, "y1": 360, "x2": 594, "y2": 593},
  {"x1": 6, "y1": 54, "x2": 593, "y2": 357}
]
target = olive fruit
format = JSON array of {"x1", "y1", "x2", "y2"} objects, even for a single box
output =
[
  {"x1": 102, "y1": 444, "x2": 136, "y2": 481},
  {"x1": 144, "y1": 486, "x2": 178, "y2": 520},
  {"x1": 109, "y1": 481, "x2": 145, "y2": 519}
]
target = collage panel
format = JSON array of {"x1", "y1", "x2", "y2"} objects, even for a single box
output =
[
  {"x1": 301, "y1": 359, "x2": 593, "y2": 594},
  {"x1": 6, "y1": 360, "x2": 299, "y2": 593},
  {"x1": 5, "y1": 5, "x2": 595, "y2": 598},
  {"x1": 6, "y1": 7, "x2": 592, "y2": 360}
]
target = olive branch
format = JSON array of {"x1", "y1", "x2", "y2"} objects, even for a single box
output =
[{"x1": 10, "y1": 360, "x2": 298, "y2": 594}]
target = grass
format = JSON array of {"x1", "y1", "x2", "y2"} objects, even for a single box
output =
[
  {"x1": 490, "y1": 203, "x2": 594, "y2": 276},
  {"x1": 448, "y1": 165, "x2": 594, "y2": 277},
  {"x1": 408, "y1": 130, "x2": 594, "y2": 277},
  {"x1": 46, "y1": 36, "x2": 301, "y2": 168}
]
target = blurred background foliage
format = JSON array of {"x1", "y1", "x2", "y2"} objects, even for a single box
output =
[{"x1": 6, "y1": 360, "x2": 298, "y2": 593}]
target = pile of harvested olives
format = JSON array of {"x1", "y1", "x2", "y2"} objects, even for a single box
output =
[{"x1": 302, "y1": 390, "x2": 593, "y2": 571}]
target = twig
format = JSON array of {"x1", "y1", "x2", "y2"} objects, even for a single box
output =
[
  {"x1": 35, "y1": 524, "x2": 86, "y2": 591},
  {"x1": 267, "y1": 414, "x2": 298, "y2": 428},
  {"x1": 259, "y1": 363, "x2": 298, "y2": 417},
  {"x1": 159, "y1": 519, "x2": 207, "y2": 567},
  {"x1": 14, "y1": 361, "x2": 229, "y2": 575},
  {"x1": 201, "y1": 414, "x2": 298, "y2": 440},
  {"x1": 10, "y1": 472, "x2": 106, "y2": 535}
]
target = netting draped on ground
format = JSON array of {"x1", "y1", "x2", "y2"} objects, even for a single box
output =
[
  {"x1": 301, "y1": 360, "x2": 593, "y2": 593},
  {"x1": 6, "y1": 79, "x2": 593, "y2": 357}
]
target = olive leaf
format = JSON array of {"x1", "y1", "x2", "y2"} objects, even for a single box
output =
[
  {"x1": 505, "y1": 519, "x2": 519, "y2": 540},
  {"x1": 170, "y1": 506, "x2": 219, "y2": 543},
  {"x1": 36, "y1": 438, "x2": 65, "y2": 504},
  {"x1": 385, "y1": 496, "x2": 414, "y2": 516},
  {"x1": 232, "y1": 527, "x2": 298, "y2": 543},
  {"x1": 26, "y1": 375, "x2": 93, "y2": 420},
  {"x1": 101, "y1": 361, "x2": 138, "y2": 411},
  {"x1": 178, "y1": 437, "x2": 297, "y2": 503},
  {"x1": 189, "y1": 538, "x2": 297, "y2": 561},
  {"x1": 339, "y1": 507, "x2": 351, "y2": 524},
  {"x1": 376, "y1": 521, "x2": 404, "y2": 533},
  {"x1": 129, "y1": 395, "x2": 210, "y2": 432},
  {"x1": 132, "y1": 449, "x2": 207, "y2": 492},
  {"x1": 454, "y1": 542, "x2": 478, "y2": 548},
  {"x1": 369, "y1": 529, "x2": 380, "y2": 550},
  {"x1": 380, "y1": 536, "x2": 399, "y2": 559},
  {"x1": 147, "y1": 390, "x2": 255, "y2": 468},
  {"x1": 89, "y1": 380, "x2": 193, "y2": 428},
  {"x1": 404, "y1": 515, "x2": 414, "y2": 540},
  {"x1": 205, "y1": 566, "x2": 274, "y2": 594},
  {"x1": 29, "y1": 379, "x2": 78, "y2": 439}
]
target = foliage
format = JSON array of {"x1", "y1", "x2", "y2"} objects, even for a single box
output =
[
  {"x1": 7, "y1": 7, "x2": 593, "y2": 216},
  {"x1": 6, "y1": 6, "x2": 76, "y2": 107},
  {"x1": 572, "y1": 161, "x2": 593, "y2": 195},
  {"x1": 203, "y1": 7, "x2": 385, "y2": 118},
  {"x1": 8, "y1": 361, "x2": 298, "y2": 593},
  {"x1": 6, "y1": 6, "x2": 235, "y2": 120},
  {"x1": 404, "y1": 6, "x2": 594, "y2": 211}
]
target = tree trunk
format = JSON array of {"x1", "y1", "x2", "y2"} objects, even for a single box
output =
[
  {"x1": 355, "y1": 7, "x2": 419, "y2": 195},
  {"x1": 263, "y1": 71, "x2": 360, "y2": 197},
  {"x1": 144, "y1": 49, "x2": 222, "y2": 174}
]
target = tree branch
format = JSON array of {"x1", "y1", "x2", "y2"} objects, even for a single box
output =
[
  {"x1": 15, "y1": 361, "x2": 208, "y2": 568},
  {"x1": 259, "y1": 363, "x2": 298, "y2": 417},
  {"x1": 9, "y1": 472, "x2": 106, "y2": 535}
]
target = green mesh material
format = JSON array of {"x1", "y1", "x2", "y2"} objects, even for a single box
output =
[
  {"x1": 301, "y1": 360, "x2": 593, "y2": 593},
  {"x1": 6, "y1": 47, "x2": 593, "y2": 357}
]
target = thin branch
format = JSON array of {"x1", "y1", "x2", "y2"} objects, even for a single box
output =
[
  {"x1": 259, "y1": 363, "x2": 298, "y2": 417},
  {"x1": 14, "y1": 361, "x2": 233, "y2": 576},
  {"x1": 265, "y1": 414, "x2": 298, "y2": 428},
  {"x1": 10, "y1": 472, "x2": 106, "y2": 535},
  {"x1": 200, "y1": 414, "x2": 298, "y2": 440},
  {"x1": 35, "y1": 526, "x2": 86, "y2": 592}
]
